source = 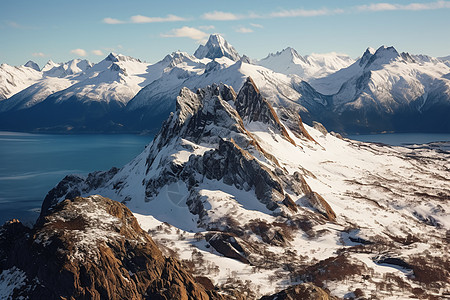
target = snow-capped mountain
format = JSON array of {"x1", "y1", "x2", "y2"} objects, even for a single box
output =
[
  {"x1": 40, "y1": 79, "x2": 450, "y2": 299},
  {"x1": 44, "y1": 53, "x2": 151, "y2": 106},
  {"x1": 194, "y1": 34, "x2": 241, "y2": 61},
  {"x1": 0, "y1": 53, "x2": 160, "y2": 131},
  {"x1": 439, "y1": 55, "x2": 450, "y2": 67},
  {"x1": 257, "y1": 47, "x2": 354, "y2": 79},
  {"x1": 24, "y1": 60, "x2": 40, "y2": 71},
  {"x1": 304, "y1": 45, "x2": 450, "y2": 133},
  {"x1": 0, "y1": 63, "x2": 42, "y2": 101},
  {"x1": 0, "y1": 35, "x2": 449, "y2": 134},
  {"x1": 41, "y1": 58, "x2": 93, "y2": 77}
]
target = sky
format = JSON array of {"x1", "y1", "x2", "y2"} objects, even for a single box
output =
[{"x1": 1, "y1": 0, "x2": 449, "y2": 67}]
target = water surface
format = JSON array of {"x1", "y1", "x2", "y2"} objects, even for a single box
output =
[{"x1": 0, "y1": 131, "x2": 152, "y2": 225}]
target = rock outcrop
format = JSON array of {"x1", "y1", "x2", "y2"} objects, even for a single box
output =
[
  {"x1": 260, "y1": 283, "x2": 337, "y2": 300},
  {"x1": 235, "y1": 77, "x2": 296, "y2": 145},
  {"x1": 0, "y1": 195, "x2": 225, "y2": 300}
]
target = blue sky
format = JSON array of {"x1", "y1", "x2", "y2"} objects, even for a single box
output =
[{"x1": 1, "y1": 0, "x2": 449, "y2": 67}]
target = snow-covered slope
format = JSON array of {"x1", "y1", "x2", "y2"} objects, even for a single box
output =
[
  {"x1": 43, "y1": 79, "x2": 450, "y2": 299},
  {"x1": 41, "y1": 59, "x2": 93, "y2": 78},
  {"x1": 0, "y1": 77, "x2": 75, "y2": 112},
  {"x1": 303, "y1": 46, "x2": 450, "y2": 133},
  {"x1": 194, "y1": 34, "x2": 241, "y2": 61},
  {"x1": 43, "y1": 53, "x2": 152, "y2": 106},
  {"x1": 257, "y1": 47, "x2": 354, "y2": 80},
  {"x1": 0, "y1": 63, "x2": 42, "y2": 101}
]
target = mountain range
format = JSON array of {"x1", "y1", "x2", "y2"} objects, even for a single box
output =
[
  {"x1": 0, "y1": 34, "x2": 449, "y2": 134},
  {"x1": 2, "y1": 78, "x2": 447, "y2": 298}
]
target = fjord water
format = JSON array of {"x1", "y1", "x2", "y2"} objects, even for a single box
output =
[{"x1": 0, "y1": 131, "x2": 152, "y2": 225}]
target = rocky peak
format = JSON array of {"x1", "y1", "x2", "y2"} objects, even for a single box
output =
[
  {"x1": 104, "y1": 52, "x2": 140, "y2": 63},
  {"x1": 150, "y1": 83, "x2": 242, "y2": 152},
  {"x1": 0, "y1": 195, "x2": 224, "y2": 299},
  {"x1": 358, "y1": 47, "x2": 376, "y2": 67},
  {"x1": 235, "y1": 77, "x2": 296, "y2": 145},
  {"x1": 105, "y1": 52, "x2": 119, "y2": 62},
  {"x1": 162, "y1": 51, "x2": 197, "y2": 68},
  {"x1": 364, "y1": 45, "x2": 400, "y2": 68},
  {"x1": 24, "y1": 60, "x2": 40, "y2": 71},
  {"x1": 400, "y1": 51, "x2": 416, "y2": 63},
  {"x1": 194, "y1": 34, "x2": 241, "y2": 61},
  {"x1": 282, "y1": 47, "x2": 307, "y2": 64},
  {"x1": 41, "y1": 60, "x2": 60, "y2": 72}
]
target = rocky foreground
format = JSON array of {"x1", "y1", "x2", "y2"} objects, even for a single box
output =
[
  {"x1": 0, "y1": 195, "x2": 227, "y2": 299},
  {"x1": 0, "y1": 195, "x2": 334, "y2": 299}
]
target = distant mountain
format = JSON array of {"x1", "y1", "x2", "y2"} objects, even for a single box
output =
[
  {"x1": 0, "y1": 63, "x2": 42, "y2": 101},
  {"x1": 0, "y1": 53, "x2": 156, "y2": 132},
  {"x1": 24, "y1": 60, "x2": 40, "y2": 71},
  {"x1": 0, "y1": 36, "x2": 449, "y2": 134},
  {"x1": 303, "y1": 46, "x2": 450, "y2": 133},
  {"x1": 41, "y1": 58, "x2": 93, "y2": 77},
  {"x1": 194, "y1": 34, "x2": 241, "y2": 61},
  {"x1": 257, "y1": 47, "x2": 354, "y2": 79}
]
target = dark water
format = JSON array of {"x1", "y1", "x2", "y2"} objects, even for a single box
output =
[
  {"x1": 348, "y1": 133, "x2": 450, "y2": 146},
  {"x1": 0, "y1": 131, "x2": 152, "y2": 225}
]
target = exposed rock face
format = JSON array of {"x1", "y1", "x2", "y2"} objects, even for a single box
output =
[
  {"x1": 24, "y1": 60, "x2": 40, "y2": 71},
  {"x1": 183, "y1": 139, "x2": 285, "y2": 211},
  {"x1": 235, "y1": 77, "x2": 296, "y2": 145},
  {"x1": 0, "y1": 196, "x2": 225, "y2": 300},
  {"x1": 260, "y1": 283, "x2": 336, "y2": 300},
  {"x1": 205, "y1": 232, "x2": 252, "y2": 265}
]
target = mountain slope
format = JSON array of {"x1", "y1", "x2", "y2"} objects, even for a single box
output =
[
  {"x1": 0, "y1": 63, "x2": 42, "y2": 101},
  {"x1": 41, "y1": 79, "x2": 450, "y2": 298},
  {"x1": 257, "y1": 47, "x2": 354, "y2": 79}
]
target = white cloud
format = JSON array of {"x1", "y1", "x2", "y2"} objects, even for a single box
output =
[
  {"x1": 130, "y1": 14, "x2": 185, "y2": 23},
  {"x1": 202, "y1": 11, "x2": 241, "y2": 21},
  {"x1": 270, "y1": 8, "x2": 344, "y2": 18},
  {"x1": 102, "y1": 17, "x2": 125, "y2": 24},
  {"x1": 92, "y1": 50, "x2": 104, "y2": 56},
  {"x1": 70, "y1": 49, "x2": 87, "y2": 57},
  {"x1": 161, "y1": 26, "x2": 209, "y2": 41},
  {"x1": 250, "y1": 23, "x2": 263, "y2": 28},
  {"x1": 357, "y1": 1, "x2": 450, "y2": 12},
  {"x1": 235, "y1": 26, "x2": 253, "y2": 33},
  {"x1": 32, "y1": 52, "x2": 45, "y2": 57}
]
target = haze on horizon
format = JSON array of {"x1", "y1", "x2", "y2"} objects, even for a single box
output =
[{"x1": 1, "y1": 0, "x2": 449, "y2": 67}]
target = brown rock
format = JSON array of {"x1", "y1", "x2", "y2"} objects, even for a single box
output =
[
  {"x1": 260, "y1": 282, "x2": 337, "y2": 300},
  {"x1": 0, "y1": 195, "x2": 226, "y2": 300}
]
